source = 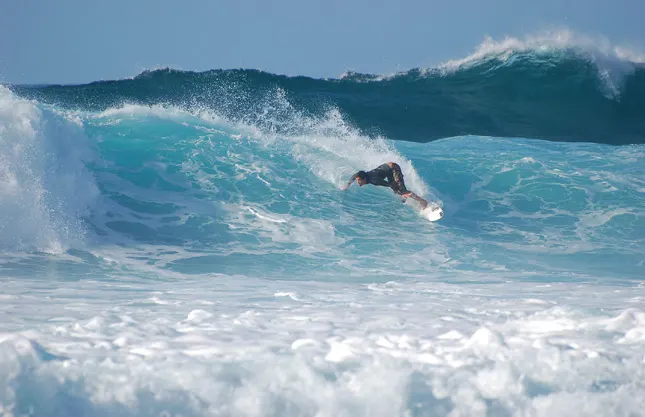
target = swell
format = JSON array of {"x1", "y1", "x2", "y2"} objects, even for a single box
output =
[
  {"x1": 1, "y1": 84, "x2": 644, "y2": 280},
  {"x1": 9, "y1": 49, "x2": 645, "y2": 146}
]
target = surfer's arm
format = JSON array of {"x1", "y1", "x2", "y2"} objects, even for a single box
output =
[
  {"x1": 401, "y1": 191, "x2": 428, "y2": 209},
  {"x1": 342, "y1": 173, "x2": 358, "y2": 190}
]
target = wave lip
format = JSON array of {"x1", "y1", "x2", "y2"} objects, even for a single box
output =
[{"x1": 437, "y1": 30, "x2": 645, "y2": 70}]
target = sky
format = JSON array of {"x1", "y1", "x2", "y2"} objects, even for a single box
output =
[{"x1": 1, "y1": 0, "x2": 644, "y2": 85}]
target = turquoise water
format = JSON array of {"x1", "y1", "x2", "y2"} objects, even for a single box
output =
[{"x1": 1, "y1": 37, "x2": 645, "y2": 417}]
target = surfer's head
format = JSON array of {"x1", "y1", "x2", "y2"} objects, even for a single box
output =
[{"x1": 356, "y1": 171, "x2": 367, "y2": 185}]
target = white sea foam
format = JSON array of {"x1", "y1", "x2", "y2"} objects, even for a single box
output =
[
  {"x1": 0, "y1": 86, "x2": 99, "y2": 253},
  {"x1": 1, "y1": 277, "x2": 644, "y2": 417},
  {"x1": 435, "y1": 30, "x2": 645, "y2": 98},
  {"x1": 438, "y1": 30, "x2": 645, "y2": 71}
]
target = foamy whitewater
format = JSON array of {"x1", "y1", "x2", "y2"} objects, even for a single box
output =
[{"x1": 1, "y1": 34, "x2": 645, "y2": 417}]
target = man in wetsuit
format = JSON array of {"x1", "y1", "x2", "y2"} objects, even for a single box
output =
[{"x1": 343, "y1": 162, "x2": 428, "y2": 209}]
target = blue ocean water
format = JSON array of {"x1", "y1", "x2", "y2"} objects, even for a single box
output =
[{"x1": 1, "y1": 36, "x2": 645, "y2": 417}]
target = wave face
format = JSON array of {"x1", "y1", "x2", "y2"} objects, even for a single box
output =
[
  {"x1": 1, "y1": 34, "x2": 645, "y2": 417},
  {"x1": 10, "y1": 34, "x2": 645, "y2": 146}
]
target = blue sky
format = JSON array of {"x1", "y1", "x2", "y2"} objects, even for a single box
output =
[{"x1": 1, "y1": 0, "x2": 644, "y2": 85}]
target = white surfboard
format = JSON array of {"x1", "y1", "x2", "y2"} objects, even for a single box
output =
[{"x1": 420, "y1": 203, "x2": 443, "y2": 222}]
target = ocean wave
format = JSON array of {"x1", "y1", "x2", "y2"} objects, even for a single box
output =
[{"x1": 8, "y1": 32, "x2": 645, "y2": 145}]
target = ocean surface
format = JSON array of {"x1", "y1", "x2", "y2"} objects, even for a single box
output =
[{"x1": 1, "y1": 35, "x2": 645, "y2": 417}]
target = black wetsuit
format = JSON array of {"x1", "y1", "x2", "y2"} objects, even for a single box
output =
[{"x1": 361, "y1": 163, "x2": 409, "y2": 195}]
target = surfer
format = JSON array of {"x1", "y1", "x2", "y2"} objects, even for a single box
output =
[{"x1": 343, "y1": 162, "x2": 428, "y2": 209}]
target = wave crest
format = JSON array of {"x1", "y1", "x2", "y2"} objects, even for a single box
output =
[{"x1": 8, "y1": 31, "x2": 645, "y2": 145}]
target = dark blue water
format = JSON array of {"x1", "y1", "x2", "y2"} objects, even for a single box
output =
[{"x1": 11, "y1": 48, "x2": 645, "y2": 146}]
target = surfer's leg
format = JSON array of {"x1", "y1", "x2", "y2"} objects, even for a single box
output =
[
  {"x1": 391, "y1": 163, "x2": 417, "y2": 200},
  {"x1": 388, "y1": 163, "x2": 428, "y2": 208},
  {"x1": 391, "y1": 163, "x2": 406, "y2": 190}
]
